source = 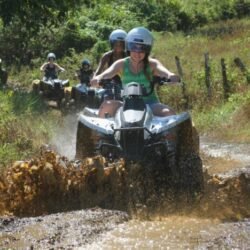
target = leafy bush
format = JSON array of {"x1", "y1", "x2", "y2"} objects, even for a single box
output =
[
  {"x1": 85, "y1": 21, "x2": 114, "y2": 40},
  {"x1": 52, "y1": 21, "x2": 98, "y2": 57},
  {"x1": 91, "y1": 40, "x2": 110, "y2": 64},
  {"x1": 234, "y1": 0, "x2": 250, "y2": 17},
  {"x1": 1, "y1": 0, "x2": 250, "y2": 67}
]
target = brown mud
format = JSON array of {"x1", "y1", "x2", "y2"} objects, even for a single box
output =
[{"x1": 0, "y1": 145, "x2": 249, "y2": 249}]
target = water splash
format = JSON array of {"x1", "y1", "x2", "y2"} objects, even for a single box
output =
[{"x1": 50, "y1": 113, "x2": 78, "y2": 160}]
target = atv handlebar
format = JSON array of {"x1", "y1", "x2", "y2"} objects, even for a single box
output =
[
  {"x1": 143, "y1": 76, "x2": 181, "y2": 96},
  {"x1": 152, "y1": 76, "x2": 171, "y2": 86},
  {"x1": 98, "y1": 77, "x2": 181, "y2": 98},
  {"x1": 98, "y1": 79, "x2": 118, "y2": 89}
]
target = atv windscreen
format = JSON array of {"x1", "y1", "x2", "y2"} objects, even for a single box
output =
[{"x1": 123, "y1": 97, "x2": 145, "y2": 111}]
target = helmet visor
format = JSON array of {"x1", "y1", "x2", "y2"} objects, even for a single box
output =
[
  {"x1": 111, "y1": 40, "x2": 125, "y2": 49},
  {"x1": 127, "y1": 42, "x2": 150, "y2": 53}
]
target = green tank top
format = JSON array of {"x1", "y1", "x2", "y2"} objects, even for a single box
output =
[{"x1": 121, "y1": 57, "x2": 159, "y2": 103}]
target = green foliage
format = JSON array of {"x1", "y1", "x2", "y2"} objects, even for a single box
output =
[
  {"x1": 1, "y1": 0, "x2": 249, "y2": 67},
  {"x1": 0, "y1": 18, "x2": 32, "y2": 65},
  {"x1": 0, "y1": 0, "x2": 81, "y2": 32},
  {"x1": 234, "y1": 0, "x2": 250, "y2": 17},
  {"x1": 54, "y1": 22, "x2": 98, "y2": 57},
  {"x1": 91, "y1": 41, "x2": 110, "y2": 64},
  {"x1": 193, "y1": 90, "x2": 250, "y2": 141},
  {"x1": 87, "y1": 3, "x2": 142, "y2": 31},
  {"x1": 85, "y1": 21, "x2": 114, "y2": 40},
  {"x1": 0, "y1": 89, "x2": 61, "y2": 168}
]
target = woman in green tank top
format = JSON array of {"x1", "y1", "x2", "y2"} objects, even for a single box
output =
[
  {"x1": 121, "y1": 57, "x2": 159, "y2": 104},
  {"x1": 91, "y1": 27, "x2": 180, "y2": 115}
]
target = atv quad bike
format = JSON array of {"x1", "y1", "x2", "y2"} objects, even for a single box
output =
[
  {"x1": 69, "y1": 79, "x2": 122, "y2": 109},
  {"x1": 76, "y1": 81, "x2": 203, "y2": 192},
  {"x1": 32, "y1": 73, "x2": 69, "y2": 108},
  {"x1": 69, "y1": 82, "x2": 105, "y2": 109}
]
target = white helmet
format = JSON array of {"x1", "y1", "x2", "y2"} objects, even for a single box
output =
[
  {"x1": 109, "y1": 29, "x2": 127, "y2": 48},
  {"x1": 47, "y1": 52, "x2": 56, "y2": 60},
  {"x1": 126, "y1": 27, "x2": 153, "y2": 54}
]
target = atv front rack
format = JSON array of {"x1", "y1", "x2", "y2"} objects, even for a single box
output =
[{"x1": 98, "y1": 126, "x2": 168, "y2": 160}]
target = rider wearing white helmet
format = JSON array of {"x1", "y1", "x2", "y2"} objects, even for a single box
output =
[
  {"x1": 93, "y1": 29, "x2": 127, "y2": 82},
  {"x1": 40, "y1": 52, "x2": 65, "y2": 80},
  {"x1": 91, "y1": 27, "x2": 180, "y2": 116}
]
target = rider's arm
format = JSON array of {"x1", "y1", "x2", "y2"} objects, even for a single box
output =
[
  {"x1": 93, "y1": 52, "x2": 110, "y2": 77},
  {"x1": 150, "y1": 58, "x2": 180, "y2": 83},
  {"x1": 89, "y1": 69, "x2": 94, "y2": 79},
  {"x1": 91, "y1": 59, "x2": 124, "y2": 87},
  {"x1": 40, "y1": 63, "x2": 48, "y2": 71},
  {"x1": 75, "y1": 69, "x2": 80, "y2": 79},
  {"x1": 54, "y1": 63, "x2": 65, "y2": 72}
]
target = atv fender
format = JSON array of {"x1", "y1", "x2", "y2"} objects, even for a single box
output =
[
  {"x1": 32, "y1": 79, "x2": 41, "y2": 93},
  {"x1": 98, "y1": 100, "x2": 123, "y2": 118},
  {"x1": 176, "y1": 118, "x2": 204, "y2": 194}
]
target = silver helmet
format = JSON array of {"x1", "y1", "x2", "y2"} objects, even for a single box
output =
[
  {"x1": 126, "y1": 27, "x2": 153, "y2": 53},
  {"x1": 47, "y1": 52, "x2": 56, "y2": 60},
  {"x1": 109, "y1": 29, "x2": 127, "y2": 48}
]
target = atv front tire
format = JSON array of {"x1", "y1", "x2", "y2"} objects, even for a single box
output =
[
  {"x1": 32, "y1": 79, "x2": 41, "y2": 94},
  {"x1": 176, "y1": 118, "x2": 204, "y2": 194},
  {"x1": 178, "y1": 153, "x2": 204, "y2": 195},
  {"x1": 75, "y1": 122, "x2": 97, "y2": 159},
  {"x1": 176, "y1": 118, "x2": 199, "y2": 156}
]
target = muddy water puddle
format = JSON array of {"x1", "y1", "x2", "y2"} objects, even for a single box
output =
[
  {"x1": 201, "y1": 137, "x2": 250, "y2": 166},
  {"x1": 85, "y1": 217, "x2": 250, "y2": 250}
]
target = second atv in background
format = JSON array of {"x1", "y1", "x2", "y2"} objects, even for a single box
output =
[
  {"x1": 69, "y1": 59, "x2": 122, "y2": 109},
  {"x1": 32, "y1": 52, "x2": 69, "y2": 108},
  {"x1": 69, "y1": 59, "x2": 102, "y2": 108}
]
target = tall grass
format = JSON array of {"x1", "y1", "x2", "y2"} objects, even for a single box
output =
[
  {"x1": 153, "y1": 18, "x2": 250, "y2": 141},
  {"x1": 0, "y1": 89, "x2": 62, "y2": 168}
]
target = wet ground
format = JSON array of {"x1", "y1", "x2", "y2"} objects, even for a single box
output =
[
  {"x1": 85, "y1": 217, "x2": 250, "y2": 249},
  {"x1": 0, "y1": 138, "x2": 250, "y2": 249},
  {"x1": 0, "y1": 208, "x2": 128, "y2": 249}
]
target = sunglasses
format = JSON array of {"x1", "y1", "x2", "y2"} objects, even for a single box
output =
[{"x1": 127, "y1": 42, "x2": 150, "y2": 53}]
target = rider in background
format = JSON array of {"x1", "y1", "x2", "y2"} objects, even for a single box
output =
[
  {"x1": 94, "y1": 29, "x2": 127, "y2": 80},
  {"x1": 94, "y1": 29, "x2": 127, "y2": 100},
  {"x1": 91, "y1": 26, "x2": 179, "y2": 116},
  {"x1": 94, "y1": 29, "x2": 127, "y2": 83},
  {"x1": 40, "y1": 53, "x2": 65, "y2": 80},
  {"x1": 70, "y1": 59, "x2": 94, "y2": 104},
  {"x1": 75, "y1": 59, "x2": 93, "y2": 86},
  {"x1": 0, "y1": 58, "x2": 8, "y2": 88}
]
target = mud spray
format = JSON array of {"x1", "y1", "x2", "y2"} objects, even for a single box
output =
[{"x1": 0, "y1": 138, "x2": 249, "y2": 248}]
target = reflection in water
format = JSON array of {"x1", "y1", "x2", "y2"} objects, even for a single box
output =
[
  {"x1": 85, "y1": 217, "x2": 250, "y2": 250},
  {"x1": 201, "y1": 137, "x2": 250, "y2": 164}
]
